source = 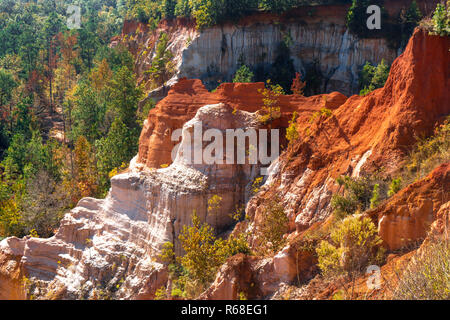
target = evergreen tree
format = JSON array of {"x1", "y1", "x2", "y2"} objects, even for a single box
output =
[
  {"x1": 107, "y1": 66, "x2": 142, "y2": 131},
  {"x1": 71, "y1": 82, "x2": 104, "y2": 144},
  {"x1": 95, "y1": 117, "x2": 137, "y2": 190},
  {"x1": 0, "y1": 69, "x2": 16, "y2": 107}
]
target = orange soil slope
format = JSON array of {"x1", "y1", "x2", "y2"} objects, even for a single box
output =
[{"x1": 138, "y1": 80, "x2": 347, "y2": 168}]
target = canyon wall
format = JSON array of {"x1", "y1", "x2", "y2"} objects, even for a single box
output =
[
  {"x1": 179, "y1": 5, "x2": 398, "y2": 96},
  {"x1": 0, "y1": 25, "x2": 448, "y2": 300},
  {"x1": 123, "y1": 1, "x2": 438, "y2": 101},
  {"x1": 243, "y1": 28, "x2": 449, "y2": 237}
]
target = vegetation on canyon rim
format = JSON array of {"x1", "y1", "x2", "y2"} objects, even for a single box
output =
[
  {"x1": 126, "y1": 0, "x2": 428, "y2": 48},
  {"x1": 127, "y1": 0, "x2": 428, "y2": 94}
]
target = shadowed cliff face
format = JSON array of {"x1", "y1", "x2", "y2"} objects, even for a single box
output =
[
  {"x1": 120, "y1": 0, "x2": 437, "y2": 101},
  {"x1": 179, "y1": 12, "x2": 396, "y2": 96}
]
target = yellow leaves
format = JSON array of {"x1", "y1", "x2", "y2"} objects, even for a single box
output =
[
  {"x1": 178, "y1": 211, "x2": 250, "y2": 291},
  {"x1": 229, "y1": 204, "x2": 245, "y2": 222},
  {"x1": 74, "y1": 136, "x2": 98, "y2": 198},
  {"x1": 154, "y1": 286, "x2": 167, "y2": 300},
  {"x1": 109, "y1": 162, "x2": 128, "y2": 178},
  {"x1": 158, "y1": 241, "x2": 175, "y2": 264},
  {"x1": 406, "y1": 116, "x2": 449, "y2": 180},
  {"x1": 309, "y1": 107, "x2": 333, "y2": 124},
  {"x1": 108, "y1": 167, "x2": 119, "y2": 178},
  {"x1": 258, "y1": 197, "x2": 288, "y2": 254},
  {"x1": 317, "y1": 215, "x2": 383, "y2": 279},
  {"x1": 90, "y1": 59, "x2": 112, "y2": 91},
  {"x1": 0, "y1": 196, "x2": 25, "y2": 237}
]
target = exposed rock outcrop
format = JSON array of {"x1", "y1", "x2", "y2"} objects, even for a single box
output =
[
  {"x1": 0, "y1": 102, "x2": 268, "y2": 299},
  {"x1": 179, "y1": 5, "x2": 397, "y2": 96},
  {"x1": 371, "y1": 163, "x2": 449, "y2": 251},
  {"x1": 210, "y1": 29, "x2": 449, "y2": 299}
]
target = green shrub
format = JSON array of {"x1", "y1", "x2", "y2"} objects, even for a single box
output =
[
  {"x1": 406, "y1": 116, "x2": 449, "y2": 181},
  {"x1": 431, "y1": 2, "x2": 450, "y2": 36},
  {"x1": 359, "y1": 59, "x2": 390, "y2": 95},
  {"x1": 258, "y1": 80, "x2": 284, "y2": 124},
  {"x1": 346, "y1": 0, "x2": 385, "y2": 38},
  {"x1": 146, "y1": 32, "x2": 174, "y2": 88},
  {"x1": 178, "y1": 212, "x2": 223, "y2": 286},
  {"x1": 332, "y1": 175, "x2": 374, "y2": 219},
  {"x1": 369, "y1": 183, "x2": 380, "y2": 209},
  {"x1": 331, "y1": 194, "x2": 358, "y2": 220},
  {"x1": 159, "y1": 241, "x2": 176, "y2": 264},
  {"x1": 258, "y1": 197, "x2": 289, "y2": 253},
  {"x1": 387, "y1": 178, "x2": 402, "y2": 197},
  {"x1": 175, "y1": 212, "x2": 251, "y2": 297},
  {"x1": 309, "y1": 108, "x2": 333, "y2": 124}
]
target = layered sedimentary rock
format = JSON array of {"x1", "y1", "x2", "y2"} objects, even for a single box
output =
[
  {"x1": 371, "y1": 163, "x2": 450, "y2": 251},
  {"x1": 179, "y1": 5, "x2": 398, "y2": 96},
  {"x1": 198, "y1": 28, "x2": 448, "y2": 299},
  {"x1": 125, "y1": 3, "x2": 438, "y2": 99},
  {"x1": 2, "y1": 89, "x2": 336, "y2": 299},
  {"x1": 0, "y1": 102, "x2": 269, "y2": 299},
  {"x1": 0, "y1": 26, "x2": 448, "y2": 300}
]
